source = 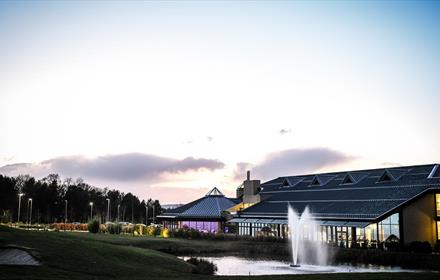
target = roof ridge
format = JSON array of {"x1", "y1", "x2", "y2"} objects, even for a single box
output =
[{"x1": 263, "y1": 163, "x2": 436, "y2": 183}]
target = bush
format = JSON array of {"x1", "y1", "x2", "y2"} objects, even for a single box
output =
[
  {"x1": 434, "y1": 242, "x2": 440, "y2": 253},
  {"x1": 186, "y1": 258, "x2": 217, "y2": 275},
  {"x1": 88, "y1": 219, "x2": 100, "y2": 233},
  {"x1": 133, "y1": 224, "x2": 145, "y2": 236},
  {"x1": 161, "y1": 227, "x2": 170, "y2": 238},
  {"x1": 407, "y1": 241, "x2": 432, "y2": 254},
  {"x1": 108, "y1": 223, "x2": 122, "y2": 234}
]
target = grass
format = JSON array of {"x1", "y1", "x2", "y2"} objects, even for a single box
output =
[{"x1": 0, "y1": 226, "x2": 438, "y2": 280}]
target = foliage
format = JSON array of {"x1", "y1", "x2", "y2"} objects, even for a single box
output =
[
  {"x1": 0, "y1": 174, "x2": 162, "y2": 224},
  {"x1": 186, "y1": 257, "x2": 217, "y2": 275},
  {"x1": 145, "y1": 225, "x2": 161, "y2": 236},
  {"x1": 107, "y1": 223, "x2": 122, "y2": 234},
  {"x1": 171, "y1": 226, "x2": 284, "y2": 243},
  {"x1": 88, "y1": 219, "x2": 100, "y2": 233},
  {"x1": 50, "y1": 223, "x2": 88, "y2": 231},
  {"x1": 406, "y1": 241, "x2": 432, "y2": 254},
  {"x1": 160, "y1": 227, "x2": 170, "y2": 238},
  {"x1": 133, "y1": 224, "x2": 145, "y2": 236}
]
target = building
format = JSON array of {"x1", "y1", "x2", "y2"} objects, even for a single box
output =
[
  {"x1": 157, "y1": 187, "x2": 240, "y2": 233},
  {"x1": 231, "y1": 164, "x2": 440, "y2": 247}
]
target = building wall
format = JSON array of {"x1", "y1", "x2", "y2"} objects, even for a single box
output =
[{"x1": 402, "y1": 193, "x2": 437, "y2": 246}]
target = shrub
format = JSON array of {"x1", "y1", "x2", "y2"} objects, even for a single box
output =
[
  {"x1": 408, "y1": 241, "x2": 432, "y2": 254},
  {"x1": 88, "y1": 219, "x2": 100, "y2": 233},
  {"x1": 186, "y1": 258, "x2": 217, "y2": 275},
  {"x1": 133, "y1": 224, "x2": 145, "y2": 235},
  {"x1": 434, "y1": 242, "x2": 440, "y2": 253},
  {"x1": 161, "y1": 227, "x2": 170, "y2": 238},
  {"x1": 108, "y1": 223, "x2": 122, "y2": 234}
]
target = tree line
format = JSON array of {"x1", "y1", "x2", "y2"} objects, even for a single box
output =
[{"x1": 0, "y1": 173, "x2": 162, "y2": 224}]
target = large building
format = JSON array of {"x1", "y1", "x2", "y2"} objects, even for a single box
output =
[
  {"x1": 157, "y1": 187, "x2": 240, "y2": 233},
  {"x1": 231, "y1": 164, "x2": 440, "y2": 248}
]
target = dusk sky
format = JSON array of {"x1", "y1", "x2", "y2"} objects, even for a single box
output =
[{"x1": 0, "y1": 1, "x2": 439, "y2": 203}]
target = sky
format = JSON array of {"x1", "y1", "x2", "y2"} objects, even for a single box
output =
[{"x1": 0, "y1": 1, "x2": 439, "y2": 203}]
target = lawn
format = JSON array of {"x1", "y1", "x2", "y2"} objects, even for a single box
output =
[{"x1": 0, "y1": 226, "x2": 438, "y2": 280}]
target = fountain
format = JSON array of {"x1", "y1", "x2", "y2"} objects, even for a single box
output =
[{"x1": 288, "y1": 205, "x2": 329, "y2": 270}]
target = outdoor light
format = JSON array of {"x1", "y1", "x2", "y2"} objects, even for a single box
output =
[
  {"x1": 89, "y1": 202, "x2": 94, "y2": 220},
  {"x1": 27, "y1": 198, "x2": 33, "y2": 226},
  {"x1": 17, "y1": 193, "x2": 24, "y2": 224},
  {"x1": 106, "y1": 198, "x2": 110, "y2": 223},
  {"x1": 64, "y1": 200, "x2": 68, "y2": 223}
]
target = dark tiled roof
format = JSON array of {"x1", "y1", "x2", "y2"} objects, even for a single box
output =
[
  {"x1": 159, "y1": 188, "x2": 238, "y2": 220},
  {"x1": 240, "y1": 164, "x2": 440, "y2": 221}
]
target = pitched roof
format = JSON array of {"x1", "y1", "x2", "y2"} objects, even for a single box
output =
[
  {"x1": 158, "y1": 187, "x2": 238, "y2": 220},
  {"x1": 240, "y1": 164, "x2": 440, "y2": 221}
]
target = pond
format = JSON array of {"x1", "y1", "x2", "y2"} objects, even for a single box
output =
[{"x1": 179, "y1": 256, "x2": 426, "y2": 276}]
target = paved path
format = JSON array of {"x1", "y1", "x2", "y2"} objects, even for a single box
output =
[{"x1": 0, "y1": 248, "x2": 41, "y2": 266}]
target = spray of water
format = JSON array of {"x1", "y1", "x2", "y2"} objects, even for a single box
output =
[{"x1": 288, "y1": 205, "x2": 328, "y2": 266}]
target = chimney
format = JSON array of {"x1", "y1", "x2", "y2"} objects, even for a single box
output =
[{"x1": 242, "y1": 170, "x2": 261, "y2": 205}]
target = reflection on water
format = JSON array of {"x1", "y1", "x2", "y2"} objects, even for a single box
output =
[{"x1": 178, "y1": 256, "x2": 422, "y2": 276}]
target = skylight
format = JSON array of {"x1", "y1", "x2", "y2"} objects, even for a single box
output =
[
  {"x1": 341, "y1": 173, "x2": 355, "y2": 185},
  {"x1": 310, "y1": 176, "x2": 321, "y2": 186},
  {"x1": 377, "y1": 170, "x2": 395, "y2": 183}
]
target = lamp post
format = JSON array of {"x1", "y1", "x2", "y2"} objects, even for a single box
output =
[
  {"x1": 106, "y1": 198, "x2": 110, "y2": 223},
  {"x1": 152, "y1": 204, "x2": 155, "y2": 224},
  {"x1": 117, "y1": 204, "x2": 120, "y2": 223},
  {"x1": 89, "y1": 202, "x2": 93, "y2": 220},
  {"x1": 17, "y1": 193, "x2": 24, "y2": 224},
  {"x1": 27, "y1": 198, "x2": 32, "y2": 226},
  {"x1": 145, "y1": 205, "x2": 148, "y2": 226},
  {"x1": 64, "y1": 200, "x2": 68, "y2": 223}
]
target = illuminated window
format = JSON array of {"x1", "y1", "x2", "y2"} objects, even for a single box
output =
[
  {"x1": 378, "y1": 213, "x2": 399, "y2": 241},
  {"x1": 438, "y1": 221, "x2": 440, "y2": 240},
  {"x1": 436, "y1": 194, "x2": 440, "y2": 217}
]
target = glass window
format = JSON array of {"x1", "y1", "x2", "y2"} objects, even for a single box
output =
[{"x1": 438, "y1": 221, "x2": 440, "y2": 240}]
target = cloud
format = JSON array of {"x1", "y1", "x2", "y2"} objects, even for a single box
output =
[
  {"x1": 235, "y1": 148, "x2": 354, "y2": 181},
  {"x1": 233, "y1": 162, "x2": 252, "y2": 181},
  {"x1": 380, "y1": 162, "x2": 402, "y2": 167},
  {"x1": 0, "y1": 153, "x2": 225, "y2": 182},
  {"x1": 279, "y1": 129, "x2": 292, "y2": 135}
]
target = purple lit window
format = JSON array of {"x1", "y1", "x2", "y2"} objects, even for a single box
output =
[{"x1": 181, "y1": 221, "x2": 219, "y2": 233}]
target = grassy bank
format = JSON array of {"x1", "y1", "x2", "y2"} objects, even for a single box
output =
[{"x1": 0, "y1": 226, "x2": 438, "y2": 280}]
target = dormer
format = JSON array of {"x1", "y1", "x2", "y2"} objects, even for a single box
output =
[
  {"x1": 310, "y1": 176, "x2": 321, "y2": 186},
  {"x1": 377, "y1": 170, "x2": 395, "y2": 183},
  {"x1": 281, "y1": 177, "x2": 304, "y2": 188},
  {"x1": 341, "y1": 173, "x2": 355, "y2": 185}
]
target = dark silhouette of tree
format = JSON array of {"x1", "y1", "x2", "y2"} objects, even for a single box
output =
[{"x1": 0, "y1": 174, "x2": 162, "y2": 224}]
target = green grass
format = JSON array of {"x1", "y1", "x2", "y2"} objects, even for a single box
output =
[{"x1": 0, "y1": 226, "x2": 438, "y2": 280}]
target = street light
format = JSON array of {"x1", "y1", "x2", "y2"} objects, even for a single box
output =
[
  {"x1": 64, "y1": 200, "x2": 68, "y2": 223},
  {"x1": 117, "y1": 204, "x2": 120, "y2": 223},
  {"x1": 27, "y1": 198, "x2": 32, "y2": 226},
  {"x1": 17, "y1": 193, "x2": 24, "y2": 224},
  {"x1": 89, "y1": 202, "x2": 93, "y2": 220},
  {"x1": 106, "y1": 198, "x2": 110, "y2": 223},
  {"x1": 152, "y1": 204, "x2": 155, "y2": 224},
  {"x1": 145, "y1": 205, "x2": 149, "y2": 226}
]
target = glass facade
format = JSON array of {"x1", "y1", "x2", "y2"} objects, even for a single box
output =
[
  {"x1": 437, "y1": 194, "x2": 440, "y2": 240},
  {"x1": 181, "y1": 221, "x2": 219, "y2": 233},
  {"x1": 236, "y1": 212, "x2": 400, "y2": 248},
  {"x1": 436, "y1": 194, "x2": 440, "y2": 217},
  {"x1": 378, "y1": 213, "x2": 400, "y2": 241},
  {"x1": 238, "y1": 222, "x2": 281, "y2": 237}
]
